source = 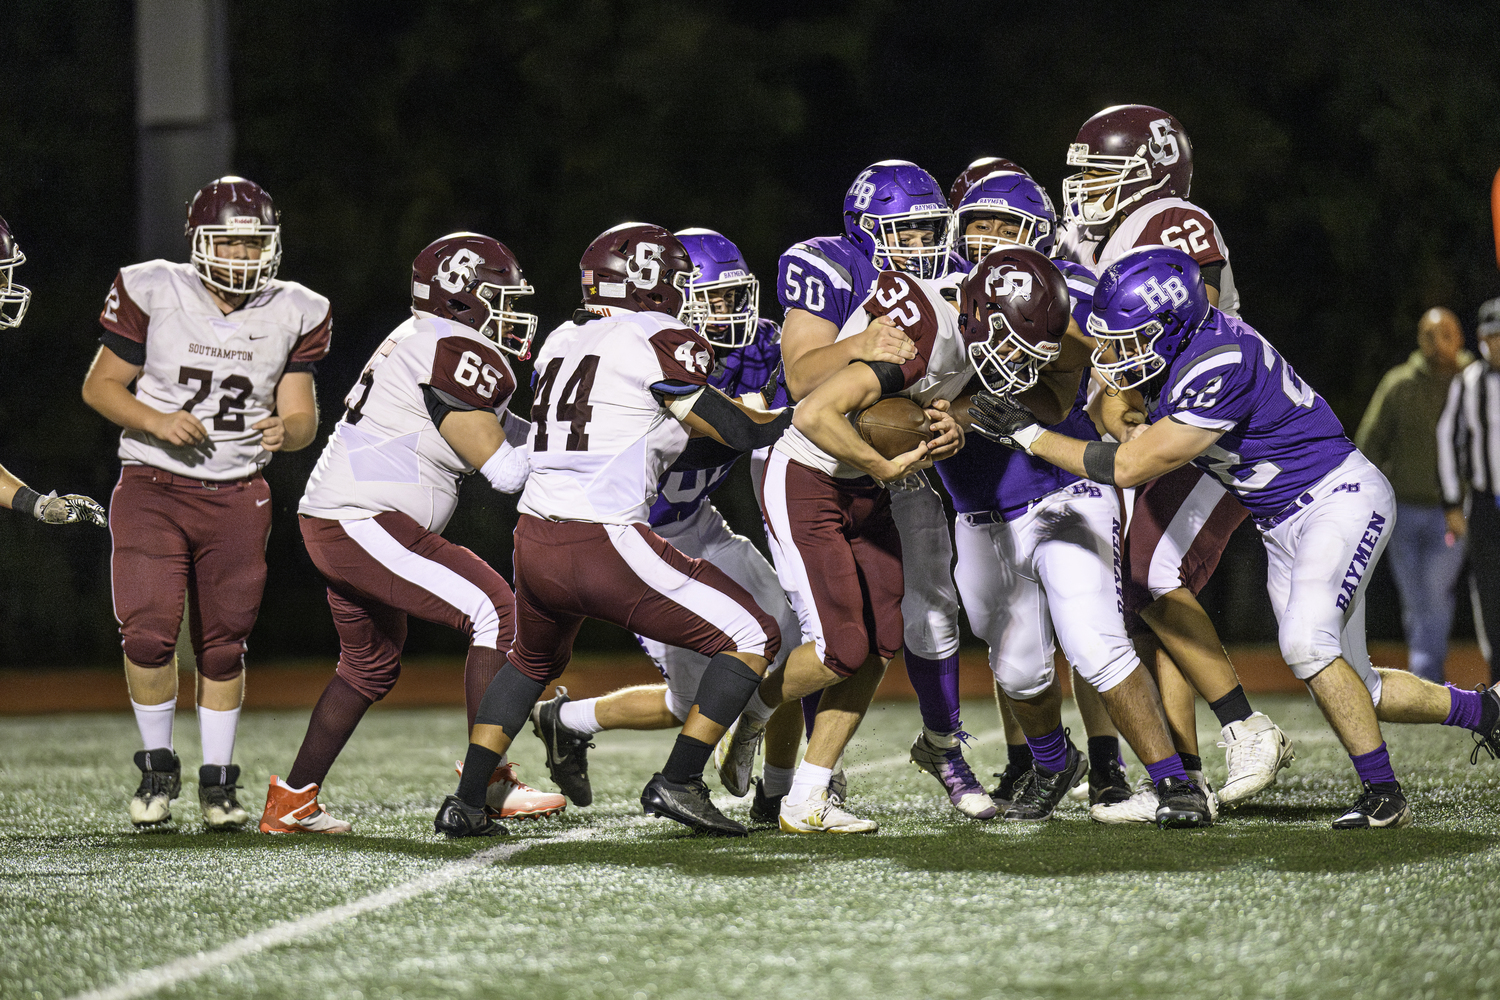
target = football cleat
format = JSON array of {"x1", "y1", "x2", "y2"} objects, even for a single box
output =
[
  {"x1": 530, "y1": 686, "x2": 594, "y2": 806},
  {"x1": 714, "y1": 716, "x2": 764, "y2": 797},
  {"x1": 1154, "y1": 776, "x2": 1214, "y2": 828},
  {"x1": 640, "y1": 772, "x2": 747, "y2": 836},
  {"x1": 129, "y1": 748, "x2": 181, "y2": 827},
  {"x1": 1088, "y1": 756, "x2": 1132, "y2": 807},
  {"x1": 910, "y1": 732, "x2": 997, "y2": 819},
  {"x1": 1331, "y1": 782, "x2": 1412, "y2": 829},
  {"x1": 748, "y1": 778, "x2": 784, "y2": 826},
  {"x1": 1185, "y1": 769, "x2": 1220, "y2": 822},
  {"x1": 1003, "y1": 745, "x2": 1088, "y2": 821},
  {"x1": 1089, "y1": 777, "x2": 1158, "y2": 824},
  {"x1": 259, "y1": 776, "x2": 353, "y2": 834},
  {"x1": 434, "y1": 794, "x2": 508, "y2": 838},
  {"x1": 454, "y1": 760, "x2": 565, "y2": 820},
  {"x1": 779, "y1": 787, "x2": 878, "y2": 834},
  {"x1": 1468, "y1": 686, "x2": 1500, "y2": 765},
  {"x1": 198, "y1": 764, "x2": 249, "y2": 830},
  {"x1": 988, "y1": 760, "x2": 1031, "y2": 809},
  {"x1": 1216, "y1": 712, "x2": 1295, "y2": 806}
]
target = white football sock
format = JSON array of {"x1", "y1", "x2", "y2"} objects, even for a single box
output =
[
  {"x1": 131, "y1": 698, "x2": 176, "y2": 751},
  {"x1": 741, "y1": 691, "x2": 776, "y2": 727},
  {"x1": 924, "y1": 727, "x2": 958, "y2": 749},
  {"x1": 786, "y1": 762, "x2": 833, "y2": 807},
  {"x1": 557, "y1": 698, "x2": 603, "y2": 735},
  {"x1": 197, "y1": 705, "x2": 240, "y2": 766},
  {"x1": 762, "y1": 764, "x2": 795, "y2": 798}
]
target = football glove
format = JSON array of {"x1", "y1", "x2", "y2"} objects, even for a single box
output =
[
  {"x1": 967, "y1": 393, "x2": 1043, "y2": 453},
  {"x1": 39, "y1": 491, "x2": 108, "y2": 527}
]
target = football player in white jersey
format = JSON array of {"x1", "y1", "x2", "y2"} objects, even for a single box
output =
[
  {"x1": 259, "y1": 232, "x2": 561, "y2": 835},
  {"x1": 1060, "y1": 106, "x2": 1294, "y2": 816},
  {"x1": 82, "y1": 177, "x2": 329, "y2": 830},
  {"x1": 438, "y1": 223, "x2": 791, "y2": 838},
  {"x1": 0, "y1": 214, "x2": 108, "y2": 526}
]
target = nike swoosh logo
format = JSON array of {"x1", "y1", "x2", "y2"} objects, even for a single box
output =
[
  {"x1": 256, "y1": 499, "x2": 270, "y2": 506},
  {"x1": 249, "y1": 334, "x2": 268, "y2": 341}
]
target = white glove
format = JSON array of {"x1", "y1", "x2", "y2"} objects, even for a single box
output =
[{"x1": 480, "y1": 441, "x2": 531, "y2": 493}]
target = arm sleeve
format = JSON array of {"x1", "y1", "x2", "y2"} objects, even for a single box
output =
[
  {"x1": 286, "y1": 308, "x2": 333, "y2": 373},
  {"x1": 501, "y1": 409, "x2": 532, "y2": 448},
  {"x1": 1437, "y1": 371, "x2": 1468, "y2": 507},
  {"x1": 682, "y1": 387, "x2": 793, "y2": 453}
]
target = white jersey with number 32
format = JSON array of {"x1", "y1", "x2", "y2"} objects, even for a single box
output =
[{"x1": 519, "y1": 311, "x2": 714, "y2": 524}]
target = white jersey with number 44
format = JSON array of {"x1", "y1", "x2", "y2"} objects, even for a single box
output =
[{"x1": 519, "y1": 310, "x2": 715, "y2": 525}]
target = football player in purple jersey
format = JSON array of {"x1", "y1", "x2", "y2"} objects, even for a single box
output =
[
  {"x1": 977, "y1": 246, "x2": 1500, "y2": 828},
  {"x1": 527, "y1": 228, "x2": 805, "y2": 825},
  {"x1": 0, "y1": 214, "x2": 109, "y2": 527},
  {"x1": 767, "y1": 159, "x2": 993, "y2": 818}
]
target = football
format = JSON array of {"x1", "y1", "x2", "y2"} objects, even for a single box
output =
[{"x1": 856, "y1": 396, "x2": 931, "y2": 459}]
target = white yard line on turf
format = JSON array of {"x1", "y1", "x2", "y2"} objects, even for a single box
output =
[{"x1": 64, "y1": 830, "x2": 590, "y2": 1000}]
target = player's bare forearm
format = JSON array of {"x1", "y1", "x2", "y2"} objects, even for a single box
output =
[
  {"x1": 0, "y1": 463, "x2": 25, "y2": 509},
  {"x1": 1019, "y1": 325, "x2": 1092, "y2": 425},
  {"x1": 791, "y1": 364, "x2": 910, "y2": 480},
  {"x1": 783, "y1": 311, "x2": 913, "y2": 401},
  {"x1": 1087, "y1": 376, "x2": 1149, "y2": 440},
  {"x1": 1030, "y1": 418, "x2": 1220, "y2": 488},
  {"x1": 438, "y1": 407, "x2": 508, "y2": 469},
  {"x1": 272, "y1": 372, "x2": 319, "y2": 452}
]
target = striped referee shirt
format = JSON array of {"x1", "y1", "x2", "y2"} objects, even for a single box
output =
[{"x1": 1437, "y1": 358, "x2": 1500, "y2": 507}]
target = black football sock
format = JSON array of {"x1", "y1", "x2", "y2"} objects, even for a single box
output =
[
  {"x1": 287, "y1": 675, "x2": 374, "y2": 789},
  {"x1": 1208, "y1": 685, "x2": 1255, "y2": 727},
  {"x1": 457, "y1": 744, "x2": 504, "y2": 809},
  {"x1": 662, "y1": 734, "x2": 714, "y2": 784},
  {"x1": 1180, "y1": 753, "x2": 1203, "y2": 773},
  {"x1": 1087, "y1": 736, "x2": 1120, "y2": 770},
  {"x1": 1007, "y1": 742, "x2": 1033, "y2": 769}
]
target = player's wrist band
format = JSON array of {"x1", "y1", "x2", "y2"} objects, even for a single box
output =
[
  {"x1": 1012, "y1": 423, "x2": 1044, "y2": 454},
  {"x1": 11, "y1": 485, "x2": 42, "y2": 519},
  {"x1": 1083, "y1": 441, "x2": 1119, "y2": 486}
]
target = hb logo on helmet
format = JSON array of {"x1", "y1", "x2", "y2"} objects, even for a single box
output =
[
  {"x1": 985, "y1": 267, "x2": 1033, "y2": 300},
  {"x1": 435, "y1": 248, "x2": 483, "y2": 293},
  {"x1": 1139, "y1": 275, "x2": 1189, "y2": 311},
  {"x1": 849, "y1": 169, "x2": 877, "y2": 211}
]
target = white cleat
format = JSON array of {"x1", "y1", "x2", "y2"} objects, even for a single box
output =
[
  {"x1": 457, "y1": 761, "x2": 566, "y2": 820},
  {"x1": 779, "y1": 787, "x2": 878, "y2": 834},
  {"x1": 1089, "y1": 777, "x2": 1158, "y2": 824},
  {"x1": 259, "y1": 776, "x2": 352, "y2": 834},
  {"x1": 714, "y1": 717, "x2": 764, "y2": 798},
  {"x1": 1217, "y1": 712, "x2": 1295, "y2": 806}
]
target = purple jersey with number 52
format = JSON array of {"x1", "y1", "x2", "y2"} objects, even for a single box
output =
[
  {"x1": 1149, "y1": 311, "x2": 1353, "y2": 518},
  {"x1": 647, "y1": 319, "x2": 784, "y2": 526}
]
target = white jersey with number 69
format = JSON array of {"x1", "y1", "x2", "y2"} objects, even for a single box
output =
[{"x1": 519, "y1": 310, "x2": 714, "y2": 525}]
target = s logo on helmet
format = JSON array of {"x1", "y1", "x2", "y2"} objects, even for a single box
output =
[
  {"x1": 1147, "y1": 119, "x2": 1181, "y2": 166},
  {"x1": 435, "y1": 248, "x2": 483, "y2": 293},
  {"x1": 627, "y1": 243, "x2": 664, "y2": 289},
  {"x1": 985, "y1": 267, "x2": 1033, "y2": 300},
  {"x1": 1138, "y1": 275, "x2": 1189, "y2": 311},
  {"x1": 849, "y1": 169, "x2": 877, "y2": 212}
]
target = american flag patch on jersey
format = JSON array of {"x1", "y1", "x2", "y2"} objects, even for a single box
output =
[{"x1": 581, "y1": 269, "x2": 594, "y2": 285}]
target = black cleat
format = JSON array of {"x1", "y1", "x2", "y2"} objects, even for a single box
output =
[
  {"x1": 1331, "y1": 781, "x2": 1412, "y2": 829},
  {"x1": 129, "y1": 748, "x2": 181, "y2": 827},
  {"x1": 198, "y1": 763, "x2": 249, "y2": 830},
  {"x1": 988, "y1": 761, "x2": 1030, "y2": 809},
  {"x1": 1154, "y1": 776, "x2": 1214, "y2": 828},
  {"x1": 1469, "y1": 687, "x2": 1500, "y2": 765},
  {"x1": 1003, "y1": 745, "x2": 1088, "y2": 821},
  {"x1": 748, "y1": 778, "x2": 784, "y2": 826},
  {"x1": 640, "y1": 773, "x2": 747, "y2": 837},
  {"x1": 1088, "y1": 756, "x2": 1132, "y2": 807},
  {"x1": 435, "y1": 794, "x2": 508, "y2": 838},
  {"x1": 531, "y1": 686, "x2": 594, "y2": 806}
]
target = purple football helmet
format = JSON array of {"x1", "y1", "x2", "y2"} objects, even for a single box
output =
[
  {"x1": 948, "y1": 156, "x2": 1031, "y2": 210},
  {"x1": 842, "y1": 160, "x2": 952, "y2": 279},
  {"x1": 674, "y1": 228, "x2": 760, "y2": 349},
  {"x1": 1063, "y1": 105, "x2": 1193, "y2": 232},
  {"x1": 0, "y1": 215, "x2": 30, "y2": 328},
  {"x1": 954, "y1": 171, "x2": 1057, "y2": 263},
  {"x1": 1089, "y1": 245, "x2": 1210, "y2": 391}
]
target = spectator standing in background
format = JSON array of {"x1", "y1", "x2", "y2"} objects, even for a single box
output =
[
  {"x1": 1358, "y1": 307, "x2": 1471, "y2": 682},
  {"x1": 1438, "y1": 298, "x2": 1500, "y2": 683}
]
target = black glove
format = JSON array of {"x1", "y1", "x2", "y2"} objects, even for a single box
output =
[{"x1": 967, "y1": 393, "x2": 1043, "y2": 452}]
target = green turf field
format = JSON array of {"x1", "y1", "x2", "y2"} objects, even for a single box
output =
[{"x1": 3, "y1": 694, "x2": 1500, "y2": 1000}]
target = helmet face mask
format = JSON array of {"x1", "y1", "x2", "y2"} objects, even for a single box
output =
[
  {"x1": 185, "y1": 177, "x2": 283, "y2": 296},
  {"x1": 684, "y1": 272, "x2": 759, "y2": 349},
  {"x1": 955, "y1": 171, "x2": 1056, "y2": 263},
  {"x1": 863, "y1": 211, "x2": 953, "y2": 279},
  {"x1": 413, "y1": 232, "x2": 539, "y2": 358},
  {"x1": 1062, "y1": 106, "x2": 1193, "y2": 231},
  {"x1": 968, "y1": 310, "x2": 1059, "y2": 394},
  {"x1": 1087, "y1": 314, "x2": 1168, "y2": 391},
  {"x1": 474, "y1": 279, "x2": 539, "y2": 357},
  {"x1": 0, "y1": 217, "x2": 30, "y2": 329},
  {"x1": 1087, "y1": 245, "x2": 1210, "y2": 392}
]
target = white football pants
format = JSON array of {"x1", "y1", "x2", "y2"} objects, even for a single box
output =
[{"x1": 889, "y1": 474, "x2": 962, "y2": 660}]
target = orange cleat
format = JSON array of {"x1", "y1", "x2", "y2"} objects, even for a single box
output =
[
  {"x1": 259, "y1": 776, "x2": 353, "y2": 834},
  {"x1": 454, "y1": 760, "x2": 566, "y2": 820}
]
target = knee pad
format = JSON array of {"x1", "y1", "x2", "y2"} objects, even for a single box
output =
[
  {"x1": 474, "y1": 662, "x2": 547, "y2": 738},
  {"x1": 690, "y1": 653, "x2": 763, "y2": 726},
  {"x1": 121, "y1": 631, "x2": 177, "y2": 670},
  {"x1": 335, "y1": 658, "x2": 402, "y2": 703},
  {"x1": 197, "y1": 644, "x2": 247, "y2": 683},
  {"x1": 1280, "y1": 619, "x2": 1340, "y2": 681}
]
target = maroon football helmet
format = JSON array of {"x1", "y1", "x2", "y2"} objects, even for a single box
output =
[
  {"x1": 1062, "y1": 105, "x2": 1193, "y2": 230},
  {"x1": 959, "y1": 246, "x2": 1070, "y2": 395},
  {"x1": 185, "y1": 176, "x2": 282, "y2": 295},
  {"x1": 579, "y1": 223, "x2": 698, "y2": 320},
  {"x1": 412, "y1": 232, "x2": 538, "y2": 357},
  {"x1": 0, "y1": 214, "x2": 31, "y2": 329},
  {"x1": 948, "y1": 156, "x2": 1031, "y2": 211}
]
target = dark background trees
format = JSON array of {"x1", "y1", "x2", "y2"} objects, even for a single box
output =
[{"x1": 1, "y1": 0, "x2": 1497, "y2": 666}]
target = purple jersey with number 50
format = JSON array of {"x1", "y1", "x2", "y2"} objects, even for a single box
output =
[
  {"x1": 1149, "y1": 311, "x2": 1353, "y2": 518},
  {"x1": 776, "y1": 236, "x2": 881, "y2": 331},
  {"x1": 647, "y1": 319, "x2": 784, "y2": 526}
]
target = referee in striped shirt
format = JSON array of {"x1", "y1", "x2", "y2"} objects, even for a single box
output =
[{"x1": 1438, "y1": 296, "x2": 1500, "y2": 682}]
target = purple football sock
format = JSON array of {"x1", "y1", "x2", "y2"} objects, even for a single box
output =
[
  {"x1": 904, "y1": 647, "x2": 961, "y2": 733},
  {"x1": 1025, "y1": 725, "x2": 1070, "y2": 774},
  {"x1": 1145, "y1": 753, "x2": 1189, "y2": 784},
  {"x1": 1443, "y1": 685, "x2": 1484, "y2": 731},
  {"x1": 801, "y1": 692, "x2": 821, "y2": 739},
  {"x1": 1350, "y1": 742, "x2": 1397, "y2": 786}
]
